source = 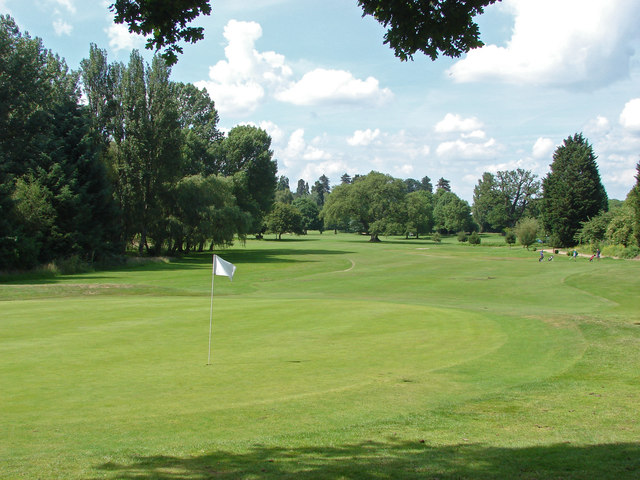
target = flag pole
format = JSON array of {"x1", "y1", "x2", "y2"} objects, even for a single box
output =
[{"x1": 207, "y1": 254, "x2": 216, "y2": 365}]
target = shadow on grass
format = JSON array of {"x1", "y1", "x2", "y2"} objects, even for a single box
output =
[
  {"x1": 94, "y1": 440, "x2": 640, "y2": 479},
  {"x1": 0, "y1": 248, "x2": 354, "y2": 284}
]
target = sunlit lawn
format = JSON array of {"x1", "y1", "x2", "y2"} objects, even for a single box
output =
[{"x1": 1, "y1": 233, "x2": 639, "y2": 479}]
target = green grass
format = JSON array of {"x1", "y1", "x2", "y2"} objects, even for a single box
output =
[{"x1": 1, "y1": 233, "x2": 639, "y2": 479}]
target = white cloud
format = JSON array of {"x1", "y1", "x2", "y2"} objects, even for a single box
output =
[
  {"x1": 619, "y1": 98, "x2": 640, "y2": 131},
  {"x1": 105, "y1": 22, "x2": 145, "y2": 52},
  {"x1": 195, "y1": 20, "x2": 391, "y2": 115},
  {"x1": 53, "y1": 19, "x2": 72, "y2": 36},
  {"x1": 532, "y1": 137, "x2": 555, "y2": 159},
  {"x1": 53, "y1": 0, "x2": 76, "y2": 14},
  {"x1": 462, "y1": 129, "x2": 486, "y2": 140},
  {"x1": 448, "y1": 0, "x2": 640, "y2": 88},
  {"x1": 347, "y1": 128, "x2": 380, "y2": 146},
  {"x1": 276, "y1": 69, "x2": 392, "y2": 106},
  {"x1": 436, "y1": 138, "x2": 499, "y2": 159},
  {"x1": 195, "y1": 20, "x2": 292, "y2": 117},
  {"x1": 435, "y1": 113, "x2": 483, "y2": 133}
]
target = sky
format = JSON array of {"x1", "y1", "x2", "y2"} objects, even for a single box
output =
[{"x1": 2, "y1": 0, "x2": 640, "y2": 202}]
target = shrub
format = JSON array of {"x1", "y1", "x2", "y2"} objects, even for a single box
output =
[
  {"x1": 469, "y1": 231, "x2": 481, "y2": 245},
  {"x1": 457, "y1": 231, "x2": 468, "y2": 242},
  {"x1": 432, "y1": 232, "x2": 441, "y2": 243},
  {"x1": 505, "y1": 229, "x2": 516, "y2": 246}
]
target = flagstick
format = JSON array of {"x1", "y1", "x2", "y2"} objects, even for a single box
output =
[{"x1": 207, "y1": 254, "x2": 216, "y2": 365}]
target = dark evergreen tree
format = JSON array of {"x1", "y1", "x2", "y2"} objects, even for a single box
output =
[
  {"x1": 311, "y1": 174, "x2": 331, "y2": 207},
  {"x1": 295, "y1": 179, "x2": 310, "y2": 197},
  {"x1": 541, "y1": 133, "x2": 608, "y2": 246},
  {"x1": 420, "y1": 175, "x2": 433, "y2": 193},
  {"x1": 340, "y1": 173, "x2": 352, "y2": 185},
  {"x1": 436, "y1": 177, "x2": 451, "y2": 193}
]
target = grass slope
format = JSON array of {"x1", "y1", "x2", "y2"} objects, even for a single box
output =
[{"x1": 1, "y1": 233, "x2": 639, "y2": 479}]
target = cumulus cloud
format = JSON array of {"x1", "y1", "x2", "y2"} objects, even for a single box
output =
[
  {"x1": 448, "y1": 0, "x2": 640, "y2": 88},
  {"x1": 105, "y1": 22, "x2": 145, "y2": 52},
  {"x1": 195, "y1": 20, "x2": 292, "y2": 117},
  {"x1": 619, "y1": 98, "x2": 640, "y2": 131},
  {"x1": 195, "y1": 20, "x2": 391, "y2": 116},
  {"x1": 347, "y1": 128, "x2": 381, "y2": 146},
  {"x1": 532, "y1": 137, "x2": 555, "y2": 159},
  {"x1": 276, "y1": 69, "x2": 392, "y2": 106},
  {"x1": 435, "y1": 113, "x2": 483, "y2": 133},
  {"x1": 53, "y1": 19, "x2": 72, "y2": 35}
]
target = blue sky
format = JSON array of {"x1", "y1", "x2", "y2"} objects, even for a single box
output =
[{"x1": 3, "y1": 0, "x2": 640, "y2": 202}]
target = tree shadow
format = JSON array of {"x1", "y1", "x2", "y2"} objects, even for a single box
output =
[
  {"x1": 0, "y1": 248, "x2": 354, "y2": 284},
  {"x1": 93, "y1": 439, "x2": 640, "y2": 479}
]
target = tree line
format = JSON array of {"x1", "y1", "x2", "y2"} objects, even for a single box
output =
[
  {"x1": 0, "y1": 15, "x2": 276, "y2": 269},
  {"x1": 268, "y1": 134, "x2": 640, "y2": 257},
  {"x1": 2, "y1": 14, "x2": 639, "y2": 272}
]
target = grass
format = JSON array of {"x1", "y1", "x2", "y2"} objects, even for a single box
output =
[{"x1": 1, "y1": 232, "x2": 639, "y2": 479}]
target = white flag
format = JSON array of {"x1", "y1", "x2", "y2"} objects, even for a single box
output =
[{"x1": 214, "y1": 255, "x2": 236, "y2": 281}]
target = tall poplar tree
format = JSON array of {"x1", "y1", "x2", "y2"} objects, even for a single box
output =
[{"x1": 541, "y1": 134, "x2": 608, "y2": 246}]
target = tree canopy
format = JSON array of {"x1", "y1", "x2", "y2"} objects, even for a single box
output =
[{"x1": 109, "y1": 0, "x2": 500, "y2": 65}]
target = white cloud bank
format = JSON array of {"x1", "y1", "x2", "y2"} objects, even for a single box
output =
[
  {"x1": 196, "y1": 20, "x2": 392, "y2": 117},
  {"x1": 448, "y1": 0, "x2": 640, "y2": 88}
]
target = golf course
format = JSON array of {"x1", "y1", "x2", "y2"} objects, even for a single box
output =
[{"x1": 1, "y1": 233, "x2": 639, "y2": 479}]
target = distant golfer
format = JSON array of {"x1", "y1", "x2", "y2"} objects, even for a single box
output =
[
  {"x1": 573, "y1": 249, "x2": 578, "y2": 260},
  {"x1": 539, "y1": 250, "x2": 544, "y2": 262},
  {"x1": 596, "y1": 248, "x2": 601, "y2": 260}
]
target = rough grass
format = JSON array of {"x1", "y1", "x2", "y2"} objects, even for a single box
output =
[{"x1": 1, "y1": 233, "x2": 639, "y2": 479}]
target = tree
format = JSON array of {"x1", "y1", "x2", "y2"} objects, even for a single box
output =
[
  {"x1": 515, "y1": 217, "x2": 539, "y2": 249},
  {"x1": 472, "y1": 172, "x2": 500, "y2": 232},
  {"x1": 436, "y1": 177, "x2": 451, "y2": 193},
  {"x1": 266, "y1": 202, "x2": 303, "y2": 239},
  {"x1": 420, "y1": 175, "x2": 433, "y2": 193},
  {"x1": 473, "y1": 169, "x2": 540, "y2": 232},
  {"x1": 223, "y1": 126, "x2": 278, "y2": 233},
  {"x1": 295, "y1": 179, "x2": 310, "y2": 197},
  {"x1": 110, "y1": 0, "x2": 499, "y2": 65},
  {"x1": 110, "y1": 0, "x2": 212, "y2": 65},
  {"x1": 405, "y1": 190, "x2": 434, "y2": 238},
  {"x1": 358, "y1": 0, "x2": 499, "y2": 61},
  {"x1": 293, "y1": 196, "x2": 323, "y2": 233},
  {"x1": 433, "y1": 191, "x2": 473, "y2": 234},
  {"x1": 630, "y1": 161, "x2": 640, "y2": 247},
  {"x1": 340, "y1": 173, "x2": 352, "y2": 185},
  {"x1": 575, "y1": 211, "x2": 613, "y2": 246},
  {"x1": 322, "y1": 171, "x2": 407, "y2": 242},
  {"x1": 172, "y1": 81, "x2": 222, "y2": 176},
  {"x1": 168, "y1": 174, "x2": 248, "y2": 252},
  {"x1": 541, "y1": 134, "x2": 608, "y2": 247},
  {"x1": 311, "y1": 174, "x2": 331, "y2": 207},
  {"x1": 1, "y1": 16, "x2": 119, "y2": 267}
]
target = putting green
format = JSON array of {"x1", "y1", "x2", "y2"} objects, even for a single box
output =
[{"x1": 2, "y1": 295, "x2": 584, "y2": 466}]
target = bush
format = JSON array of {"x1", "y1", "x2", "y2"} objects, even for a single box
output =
[
  {"x1": 602, "y1": 244, "x2": 640, "y2": 259},
  {"x1": 504, "y1": 229, "x2": 516, "y2": 246},
  {"x1": 469, "y1": 231, "x2": 481, "y2": 245},
  {"x1": 457, "y1": 231, "x2": 468, "y2": 242},
  {"x1": 432, "y1": 232, "x2": 441, "y2": 243}
]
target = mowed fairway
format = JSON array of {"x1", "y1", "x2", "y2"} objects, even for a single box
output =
[{"x1": 1, "y1": 234, "x2": 639, "y2": 479}]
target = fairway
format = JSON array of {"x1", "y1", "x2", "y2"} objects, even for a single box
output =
[{"x1": 1, "y1": 234, "x2": 639, "y2": 479}]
